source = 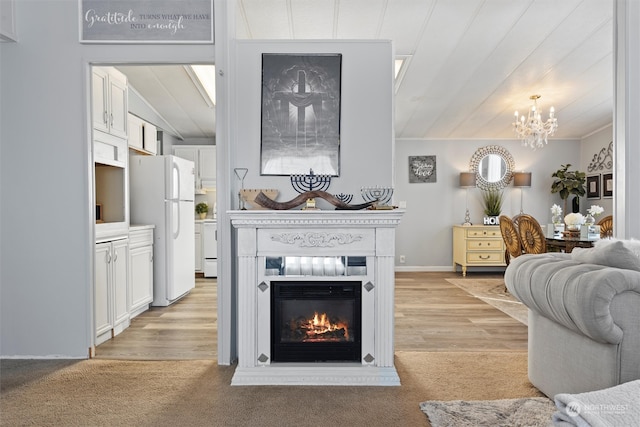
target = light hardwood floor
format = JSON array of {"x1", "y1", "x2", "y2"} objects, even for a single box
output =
[{"x1": 95, "y1": 271, "x2": 527, "y2": 360}]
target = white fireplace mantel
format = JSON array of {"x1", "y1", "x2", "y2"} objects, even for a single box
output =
[{"x1": 229, "y1": 209, "x2": 405, "y2": 386}]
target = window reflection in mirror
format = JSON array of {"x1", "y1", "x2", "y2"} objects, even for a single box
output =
[
  {"x1": 469, "y1": 145, "x2": 515, "y2": 190},
  {"x1": 478, "y1": 154, "x2": 507, "y2": 183}
]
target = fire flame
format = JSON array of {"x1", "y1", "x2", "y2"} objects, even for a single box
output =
[{"x1": 304, "y1": 312, "x2": 349, "y2": 340}]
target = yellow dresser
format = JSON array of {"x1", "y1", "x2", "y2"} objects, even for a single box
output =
[{"x1": 452, "y1": 225, "x2": 506, "y2": 276}]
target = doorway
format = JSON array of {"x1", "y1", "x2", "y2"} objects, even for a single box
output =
[{"x1": 90, "y1": 63, "x2": 218, "y2": 360}]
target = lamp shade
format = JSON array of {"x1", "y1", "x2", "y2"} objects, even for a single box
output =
[
  {"x1": 459, "y1": 172, "x2": 476, "y2": 188},
  {"x1": 513, "y1": 172, "x2": 532, "y2": 187}
]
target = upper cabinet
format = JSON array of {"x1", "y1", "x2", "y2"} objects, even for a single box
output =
[
  {"x1": 173, "y1": 145, "x2": 216, "y2": 191},
  {"x1": 92, "y1": 67, "x2": 128, "y2": 140},
  {"x1": 128, "y1": 113, "x2": 158, "y2": 155}
]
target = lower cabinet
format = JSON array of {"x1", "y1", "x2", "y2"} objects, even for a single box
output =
[
  {"x1": 95, "y1": 237, "x2": 129, "y2": 345},
  {"x1": 129, "y1": 227, "x2": 154, "y2": 318},
  {"x1": 195, "y1": 222, "x2": 203, "y2": 272}
]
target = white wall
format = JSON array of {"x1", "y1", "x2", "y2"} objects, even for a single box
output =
[
  {"x1": 0, "y1": 0, "x2": 214, "y2": 357},
  {"x1": 230, "y1": 40, "x2": 395, "y2": 209},
  {"x1": 394, "y1": 139, "x2": 581, "y2": 270},
  {"x1": 580, "y1": 126, "x2": 614, "y2": 217}
]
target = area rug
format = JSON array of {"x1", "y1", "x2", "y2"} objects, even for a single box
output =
[
  {"x1": 445, "y1": 278, "x2": 528, "y2": 325},
  {"x1": 420, "y1": 397, "x2": 556, "y2": 427}
]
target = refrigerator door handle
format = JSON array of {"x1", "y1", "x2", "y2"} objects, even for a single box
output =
[
  {"x1": 172, "y1": 161, "x2": 181, "y2": 201},
  {"x1": 173, "y1": 200, "x2": 181, "y2": 239}
]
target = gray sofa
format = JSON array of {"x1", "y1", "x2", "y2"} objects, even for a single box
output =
[{"x1": 505, "y1": 249, "x2": 640, "y2": 398}]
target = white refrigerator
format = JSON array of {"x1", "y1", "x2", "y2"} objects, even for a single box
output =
[{"x1": 130, "y1": 155, "x2": 195, "y2": 306}]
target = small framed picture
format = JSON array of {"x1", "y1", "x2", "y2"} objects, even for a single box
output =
[
  {"x1": 603, "y1": 173, "x2": 613, "y2": 198},
  {"x1": 408, "y1": 155, "x2": 437, "y2": 183},
  {"x1": 587, "y1": 175, "x2": 600, "y2": 199}
]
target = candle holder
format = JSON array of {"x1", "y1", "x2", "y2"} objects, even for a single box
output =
[
  {"x1": 234, "y1": 168, "x2": 248, "y2": 210},
  {"x1": 361, "y1": 186, "x2": 393, "y2": 207},
  {"x1": 290, "y1": 169, "x2": 332, "y2": 210}
]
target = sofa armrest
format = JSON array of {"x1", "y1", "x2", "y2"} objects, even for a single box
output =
[{"x1": 505, "y1": 253, "x2": 640, "y2": 345}]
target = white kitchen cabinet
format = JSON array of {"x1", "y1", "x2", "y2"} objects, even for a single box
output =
[
  {"x1": 173, "y1": 145, "x2": 216, "y2": 191},
  {"x1": 198, "y1": 146, "x2": 216, "y2": 187},
  {"x1": 95, "y1": 237, "x2": 129, "y2": 345},
  {"x1": 143, "y1": 122, "x2": 158, "y2": 154},
  {"x1": 128, "y1": 113, "x2": 158, "y2": 155},
  {"x1": 203, "y1": 221, "x2": 217, "y2": 277},
  {"x1": 129, "y1": 226, "x2": 154, "y2": 318},
  {"x1": 92, "y1": 66, "x2": 128, "y2": 140},
  {"x1": 127, "y1": 113, "x2": 144, "y2": 151},
  {"x1": 194, "y1": 222, "x2": 203, "y2": 272}
]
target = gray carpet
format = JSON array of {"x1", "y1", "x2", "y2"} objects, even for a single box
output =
[
  {"x1": 445, "y1": 278, "x2": 528, "y2": 325},
  {"x1": 420, "y1": 397, "x2": 556, "y2": 427},
  {"x1": 1, "y1": 352, "x2": 544, "y2": 426}
]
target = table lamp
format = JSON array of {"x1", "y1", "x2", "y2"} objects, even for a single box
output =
[
  {"x1": 459, "y1": 172, "x2": 476, "y2": 226},
  {"x1": 513, "y1": 172, "x2": 532, "y2": 214}
]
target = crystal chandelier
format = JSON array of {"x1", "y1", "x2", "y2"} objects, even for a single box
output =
[{"x1": 513, "y1": 95, "x2": 558, "y2": 149}]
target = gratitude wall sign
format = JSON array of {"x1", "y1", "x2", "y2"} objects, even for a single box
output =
[{"x1": 80, "y1": 0, "x2": 213, "y2": 43}]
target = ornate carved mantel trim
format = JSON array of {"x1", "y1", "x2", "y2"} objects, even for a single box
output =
[{"x1": 270, "y1": 232, "x2": 363, "y2": 247}]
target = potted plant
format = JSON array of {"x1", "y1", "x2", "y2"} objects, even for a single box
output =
[
  {"x1": 551, "y1": 164, "x2": 586, "y2": 215},
  {"x1": 195, "y1": 202, "x2": 209, "y2": 219},
  {"x1": 481, "y1": 190, "x2": 503, "y2": 224}
]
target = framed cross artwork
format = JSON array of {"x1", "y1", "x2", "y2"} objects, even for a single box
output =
[
  {"x1": 408, "y1": 156, "x2": 437, "y2": 183},
  {"x1": 260, "y1": 53, "x2": 342, "y2": 176}
]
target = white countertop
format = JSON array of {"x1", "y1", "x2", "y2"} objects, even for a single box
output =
[
  {"x1": 129, "y1": 224, "x2": 155, "y2": 231},
  {"x1": 195, "y1": 218, "x2": 217, "y2": 223}
]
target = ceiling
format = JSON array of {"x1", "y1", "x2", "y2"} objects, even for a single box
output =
[{"x1": 118, "y1": 0, "x2": 614, "y2": 142}]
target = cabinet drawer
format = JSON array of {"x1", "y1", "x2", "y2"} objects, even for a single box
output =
[
  {"x1": 129, "y1": 228, "x2": 153, "y2": 248},
  {"x1": 467, "y1": 252, "x2": 503, "y2": 263},
  {"x1": 466, "y1": 228, "x2": 501, "y2": 238},
  {"x1": 466, "y1": 240, "x2": 502, "y2": 250}
]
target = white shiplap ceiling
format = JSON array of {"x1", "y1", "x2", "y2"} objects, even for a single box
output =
[{"x1": 120, "y1": 0, "x2": 614, "y2": 141}]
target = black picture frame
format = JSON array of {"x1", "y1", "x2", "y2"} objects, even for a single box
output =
[
  {"x1": 408, "y1": 156, "x2": 437, "y2": 183},
  {"x1": 603, "y1": 173, "x2": 613, "y2": 198},
  {"x1": 587, "y1": 174, "x2": 600, "y2": 199},
  {"x1": 260, "y1": 53, "x2": 342, "y2": 176}
]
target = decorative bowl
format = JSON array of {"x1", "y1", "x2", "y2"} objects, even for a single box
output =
[{"x1": 240, "y1": 189, "x2": 279, "y2": 209}]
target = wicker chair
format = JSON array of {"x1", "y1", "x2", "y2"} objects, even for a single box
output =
[
  {"x1": 597, "y1": 215, "x2": 613, "y2": 238},
  {"x1": 499, "y1": 215, "x2": 523, "y2": 266},
  {"x1": 517, "y1": 214, "x2": 547, "y2": 254}
]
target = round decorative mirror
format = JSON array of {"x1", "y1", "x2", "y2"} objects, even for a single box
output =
[{"x1": 469, "y1": 145, "x2": 515, "y2": 190}]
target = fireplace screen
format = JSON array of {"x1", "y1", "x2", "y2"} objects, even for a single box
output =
[{"x1": 272, "y1": 281, "x2": 361, "y2": 362}]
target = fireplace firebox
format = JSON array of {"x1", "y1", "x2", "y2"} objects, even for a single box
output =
[{"x1": 272, "y1": 281, "x2": 361, "y2": 362}]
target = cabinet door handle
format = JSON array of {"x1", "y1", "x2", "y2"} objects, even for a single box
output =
[
  {"x1": 479, "y1": 255, "x2": 491, "y2": 260},
  {"x1": 103, "y1": 111, "x2": 108, "y2": 125},
  {"x1": 106, "y1": 251, "x2": 111, "y2": 264},
  {"x1": 110, "y1": 113, "x2": 114, "y2": 127},
  {"x1": 113, "y1": 252, "x2": 118, "y2": 262}
]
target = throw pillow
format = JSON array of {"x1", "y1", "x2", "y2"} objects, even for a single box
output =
[{"x1": 572, "y1": 240, "x2": 640, "y2": 271}]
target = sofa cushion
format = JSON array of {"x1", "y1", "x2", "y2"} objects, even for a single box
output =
[
  {"x1": 571, "y1": 240, "x2": 640, "y2": 272},
  {"x1": 505, "y1": 253, "x2": 640, "y2": 345}
]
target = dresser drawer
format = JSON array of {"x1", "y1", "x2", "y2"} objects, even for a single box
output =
[
  {"x1": 466, "y1": 239, "x2": 503, "y2": 251},
  {"x1": 467, "y1": 252, "x2": 503, "y2": 263},
  {"x1": 466, "y1": 228, "x2": 501, "y2": 238}
]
